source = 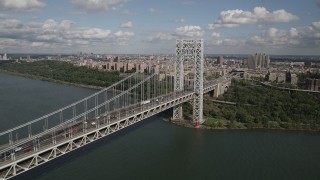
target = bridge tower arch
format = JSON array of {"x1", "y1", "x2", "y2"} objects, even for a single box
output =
[{"x1": 173, "y1": 39, "x2": 204, "y2": 126}]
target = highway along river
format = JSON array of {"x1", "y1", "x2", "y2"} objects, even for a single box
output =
[{"x1": 1, "y1": 72, "x2": 320, "y2": 180}]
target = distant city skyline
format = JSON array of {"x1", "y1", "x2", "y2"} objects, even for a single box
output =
[{"x1": 0, "y1": 0, "x2": 319, "y2": 55}]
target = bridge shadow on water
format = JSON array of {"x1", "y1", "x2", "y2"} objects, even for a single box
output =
[{"x1": 12, "y1": 110, "x2": 171, "y2": 180}]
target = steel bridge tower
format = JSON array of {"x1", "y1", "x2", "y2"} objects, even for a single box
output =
[{"x1": 173, "y1": 39, "x2": 204, "y2": 126}]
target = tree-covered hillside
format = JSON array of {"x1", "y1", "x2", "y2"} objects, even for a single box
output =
[
  {"x1": 0, "y1": 60, "x2": 120, "y2": 87},
  {"x1": 193, "y1": 79, "x2": 320, "y2": 130}
]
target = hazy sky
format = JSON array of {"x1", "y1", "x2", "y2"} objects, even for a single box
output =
[{"x1": 0, "y1": 0, "x2": 319, "y2": 55}]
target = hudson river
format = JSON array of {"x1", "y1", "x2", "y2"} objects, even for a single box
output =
[{"x1": 1, "y1": 72, "x2": 319, "y2": 180}]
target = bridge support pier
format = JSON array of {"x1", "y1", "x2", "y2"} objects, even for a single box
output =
[
  {"x1": 173, "y1": 39, "x2": 185, "y2": 121},
  {"x1": 173, "y1": 39, "x2": 204, "y2": 127},
  {"x1": 173, "y1": 105, "x2": 183, "y2": 120},
  {"x1": 214, "y1": 83, "x2": 221, "y2": 98}
]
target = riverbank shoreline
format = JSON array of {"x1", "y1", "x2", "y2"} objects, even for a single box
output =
[
  {"x1": 170, "y1": 119, "x2": 320, "y2": 132},
  {"x1": 0, "y1": 69, "x2": 105, "y2": 90}
]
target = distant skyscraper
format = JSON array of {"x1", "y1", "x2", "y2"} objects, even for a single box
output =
[
  {"x1": 247, "y1": 53, "x2": 270, "y2": 69},
  {"x1": 217, "y1": 56, "x2": 224, "y2": 65},
  {"x1": 1, "y1": 53, "x2": 8, "y2": 60}
]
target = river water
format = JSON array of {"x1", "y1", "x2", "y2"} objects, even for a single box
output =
[{"x1": 0, "y1": 72, "x2": 320, "y2": 180}]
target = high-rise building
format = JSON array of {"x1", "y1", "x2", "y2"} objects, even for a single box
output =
[
  {"x1": 0, "y1": 53, "x2": 8, "y2": 60},
  {"x1": 268, "y1": 72, "x2": 286, "y2": 82},
  {"x1": 247, "y1": 53, "x2": 270, "y2": 69},
  {"x1": 3, "y1": 53, "x2": 8, "y2": 60},
  {"x1": 291, "y1": 74, "x2": 298, "y2": 85},
  {"x1": 217, "y1": 56, "x2": 224, "y2": 65}
]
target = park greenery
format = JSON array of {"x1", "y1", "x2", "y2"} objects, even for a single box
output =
[
  {"x1": 0, "y1": 60, "x2": 121, "y2": 88},
  {"x1": 185, "y1": 79, "x2": 320, "y2": 131}
]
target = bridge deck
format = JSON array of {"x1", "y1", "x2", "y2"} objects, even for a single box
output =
[
  {"x1": 0, "y1": 77, "x2": 231, "y2": 180},
  {"x1": 0, "y1": 91, "x2": 195, "y2": 179}
]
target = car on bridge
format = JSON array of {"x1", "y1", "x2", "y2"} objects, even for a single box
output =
[{"x1": 14, "y1": 146, "x2": 22, "y2": 152}]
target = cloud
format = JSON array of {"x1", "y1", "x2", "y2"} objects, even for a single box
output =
[
  {"x1": 0, "y1": 37, "x2": 56, "y2": 52},
  {"x1": 0, "y1": 38, "x2": 24, "y2": 49},
  {"x1": 289, "y1": 27, "x2": 299, "y2": 37},
  {"x1": 208, "y1": 7, "x2": 299, "y2": 29},
  {"x1": 0, "y1": 18, "x2": 135, "y2": 51},
  {"x1": 0, "y1": 13, "x2": 6, "y2": 19},
  {"x1": 208, "y1": 39, "x2": 239, "y2": 46},
  {"x1": 147, "y1": 32, "x2": 176, "y2": 42},
  {"x1": 0, "y1": 0, "x2": 46, "y2": 12},
  {"x1": 175, "y1": 26, "x2": 204, "y2": 37},
  {"x1": 122, "y1": 9, "x2": 135, "y2": 16},
  {"x1": 120, "y1": 21, "x2": 132, "y2": 28},
  {"x1": 208, "y1": 23, "x2": 239, "y2": 29},
  {"x1": 31, "y1": 41, "x2": 50, "y2": 47},
  {"x1": 148, "y1": 8, "x2": 160, "y2": 13},
  {"x1": 113, "y1": 31, "x2": 134, "y2": 45},
  {"x1": 312, "y1": 21, "x2": 320, "y2": 29},
  {"x1": 147, "y1": 25, "x2": 204, "y2": 42},
  {"x1": 174, "y1": 18, "x2": 185, "y2": 23},
  {"x1": 249, "y1": 28, "x2": 300, "y2": 46},
  {"x1": 70, "y1": 0, "x2": 127, "y2": 12},
  {"x1": 211, "y1": 32, "x2": 220, "y2": 38},
  {"x1": 148, "y1": 8, "x2": 155, "y2": 13},
  {"x1": 205, "y1": 21, "x2": 320, "y2": 54},
  {"x1": 248, "y1": 21, "x2": 320, "y2": 47}
]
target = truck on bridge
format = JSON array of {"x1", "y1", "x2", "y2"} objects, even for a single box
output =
[{"x1": 140, "y1": 100, "x2": 150, "y2": 105}]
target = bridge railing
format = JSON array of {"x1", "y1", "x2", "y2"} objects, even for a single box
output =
[
  {"x1": 0, "y1": 89, "x2": 193, "y2": 166},
  {"x1": 0, "y1": 72, "x2": 230, "y2": 157},
  {"x1": 0, "y1": 72, "x2": 163, "y2": 154},
  {"x1": 0, "y1": 72, "x2": 138, "y2": 135}
]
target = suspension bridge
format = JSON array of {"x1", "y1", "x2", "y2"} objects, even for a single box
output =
[{"x1": 0, "y1": 39, "x2": 231, "y2": 179}]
